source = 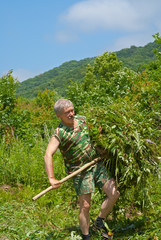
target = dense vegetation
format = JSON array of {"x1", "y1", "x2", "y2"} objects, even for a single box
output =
[
  {"x1": 66, "y1": 37, "x2": 161, "y2": 207},
  {"x1": 0, "y1": 33, "x2": 161, "y2": 239},
  {"x1": 116, "y1": 41, "x2": 159, "y2": 70},
  {"x1": 16, "y1": 41, "x2": 159, "y2": 99},
  {"x1": 16, "y1": 58, "x2": 95, "y2": 99}
]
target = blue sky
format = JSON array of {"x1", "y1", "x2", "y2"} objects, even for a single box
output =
[{"x1": 1, "y1": 0, "x2": 161, "y2": 82}]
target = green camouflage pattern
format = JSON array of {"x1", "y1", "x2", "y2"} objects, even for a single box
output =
[
  {"x1": 73, "y1": 161, "x2": 110, "y2": 195},
  {"x1": 54, "y1": 115, "x2": 97, "y2": 173}
]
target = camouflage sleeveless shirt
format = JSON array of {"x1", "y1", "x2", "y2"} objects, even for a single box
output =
[{"x1": 54, "y1": 115, "x2": 97, "y2": 173}]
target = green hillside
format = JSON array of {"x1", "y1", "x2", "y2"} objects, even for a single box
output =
[
  {"x1": 116, "y1": 41, "x2": 158, "y2": 70},
  {"x1": 17, "y1": 41, "x2": 158, "y2": 99},
  {"x1": 17, "y1": 58, "x2": 95, "y2": 98}
]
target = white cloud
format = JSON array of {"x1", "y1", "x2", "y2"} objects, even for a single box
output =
[
  {"x1": 58, "y1": 0, "x2": 161, "y2": 38},
  {"x1": 62, "y1": 0, "x2": 140, "y2": 31}
]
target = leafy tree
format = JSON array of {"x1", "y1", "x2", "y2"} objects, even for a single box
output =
[
  {"x1": 0, "y1": 71, "x2": 19, "y2": 114},
  {"x1": 35, "y1": 88, "x2": 57, "y2": 108},
  {"x1": 82, "y1": 52, "x2": 122, "y2": 91},
  {"x1": 67, "y1": 52, "x2": 136, "y2": 111},
  {"x1": 0, "y1": 71, "x2": 19, "y2": 138},
  {"x1": 12, "y1": 89, "x2": 60, "y2": 143},
  {"x1": 0, "y1": 73, "x2": 59, "y2": 145},
  {"x1": 152, "y1": 33, "x2": 161, "y2": 60},
  {"x1": 146, "y1": 33, "x2": 161, "y2": 79}
]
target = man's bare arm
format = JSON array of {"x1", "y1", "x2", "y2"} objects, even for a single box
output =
[{"x1": 44, "y1": 136, "x2": 61, "y2": 189}]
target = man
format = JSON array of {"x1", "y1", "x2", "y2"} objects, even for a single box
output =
[{"x1": 44, "y1": 99, "x2": 120, "y2": 240}]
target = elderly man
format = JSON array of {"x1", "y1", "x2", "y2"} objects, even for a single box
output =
[{"x1": 44, "y1": 99, "x2": 120, "y2": 240}]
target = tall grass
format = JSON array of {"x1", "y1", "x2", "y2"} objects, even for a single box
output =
[
  {"x1": 0, "y1": 132, "x2": 66, "y2": 189},
  {"x1": 0, "y1": 130, "x2": 161, "y2": 239},
  {"x1": 0, "y1": 165, "x2": 161, "y2": 239}
]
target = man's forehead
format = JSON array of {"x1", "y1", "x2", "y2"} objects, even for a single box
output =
[{"x1": 63, "y1": 106, "x2": 74, "y2": 113}]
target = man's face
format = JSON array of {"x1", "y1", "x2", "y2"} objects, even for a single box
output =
[{"x1": 58, "y1": 106, "x2": 75, "y2": 126}]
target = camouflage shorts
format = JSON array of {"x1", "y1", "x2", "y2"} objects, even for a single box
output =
[{"x1": 72, "y1": 161, "x2": 111, "y2": 196}]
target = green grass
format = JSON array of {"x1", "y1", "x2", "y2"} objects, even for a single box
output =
[
  {"x1": 0, "y1": 173, "x2": 161, "y2": 240},
  {"x1": 0, "y1": 139, "x2": 161, "y2": 239},
  {"x1": 0, "y1": 185, "x2": 80, "y2": 240}
]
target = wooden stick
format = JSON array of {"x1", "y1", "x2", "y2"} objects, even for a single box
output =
[{"x1": 32, "y1": 157, "x2": 101, "y2": 201}]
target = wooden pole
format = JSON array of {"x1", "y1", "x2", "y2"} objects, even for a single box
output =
[{"x1": 32, "y1": 157, "x2": 101, "y2": 201}]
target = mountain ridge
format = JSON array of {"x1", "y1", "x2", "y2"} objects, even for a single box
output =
[{"x1": 17, "y1": 41, "x2": 158, "y2": 99}]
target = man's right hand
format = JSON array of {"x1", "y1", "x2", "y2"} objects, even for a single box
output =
[{"x1": 49, "y1": 178, "x2": 61, "y2": 189}]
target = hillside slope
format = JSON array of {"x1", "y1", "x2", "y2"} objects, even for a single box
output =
[{"x1": 17, "y1": 41, "x2": 158, "y2": 99}]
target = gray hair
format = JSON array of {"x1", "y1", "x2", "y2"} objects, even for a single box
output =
[{"x1": 54, "y1": 99, "x2": 74, "y2": 115}]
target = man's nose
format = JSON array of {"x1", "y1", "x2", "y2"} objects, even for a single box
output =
[{"x1": 69, "y1": 111, "x2": 74, "y2": 116}]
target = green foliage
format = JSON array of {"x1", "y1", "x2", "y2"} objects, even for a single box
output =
[
  {"x1": 16, "y1": 58, "x2": 95, "y2": 99},
  {"x1": 67, "y1": 52, "x2": 137, "y2": 111},
  {"x1": 93, "y1": 51, "x2": 122, "y2": 79},
  {"x1": 35, "y1": 88, "x2": 57, "y2": 108},
  {"x1": 1, "y1": 34, "x2": 161, "y2": 240},
  {"x1": 82, "y1": 52, "x2": 122, "y2": 92},
  {"x1": 152, "y1": 33, "x2": 161, "y2": 60},
  {"x1": 0, "y1": 136, "x2": 81, "y2": 239},
  {"x1": 0, "y1": 70, "x2": 19, "y2": 113},
  {"x1": 0, "y1": 133, "x2": 68, "y2": 189},
  {"x1": 0, "y1": 71, "x2": 19, "y2": 136},
  {"x1": 16, "y1": 41, "x2": 158, "y2": 99},
  {"x1": 0, "y1": 81, "x2": 59, "y2": 144},
  {"x1": 0, "y1": 187, "x2": 80, "y2": 240},
  {"x1": 146, "y1": 33, "x2": 161, "y2": 80},
  {"x1": 0, "y1": 165, "x2": 161, "y2": 239},
  {"x1": 67, "y1": 45, "x2": 161, "y2": 210},
  {"x1": 85, "y1": 103, "x2": 160, "y2": 191},
  {"x1": 116, "y1": 41, "x2": 159, "y2": 71}
]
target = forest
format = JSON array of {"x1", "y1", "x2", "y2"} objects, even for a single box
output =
[{"x1": 0, "y1": 33, "x2": 161, "y2": 239}]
